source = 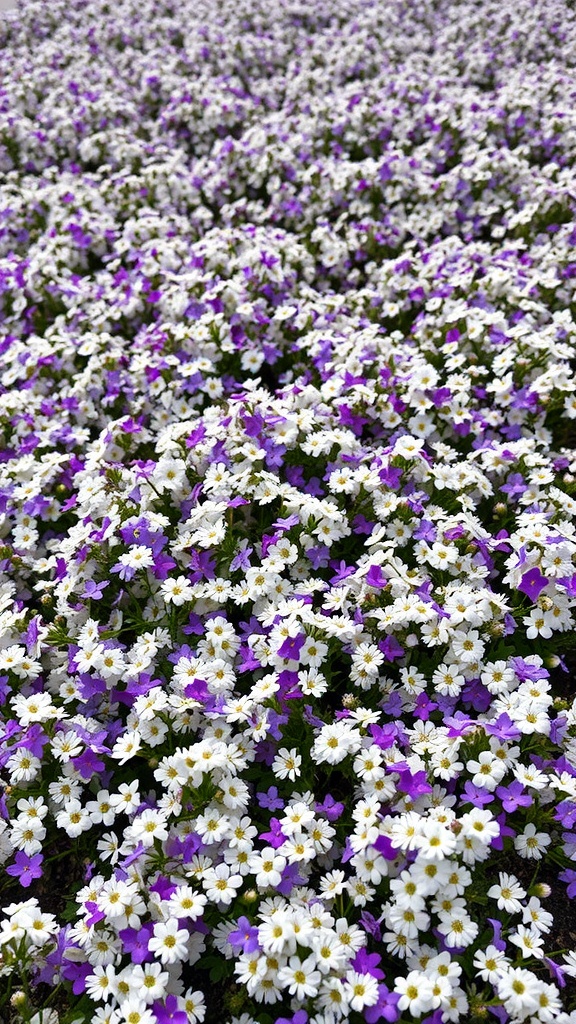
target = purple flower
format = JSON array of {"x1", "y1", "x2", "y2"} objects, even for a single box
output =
[
  {"x1": 374, "y1": 834, "x2": 400, "y2": 860},
  {"x1": 444, "y1": 712, "x2": 475, "y2": 738},
  {"x1": 277, "y1": 862, "x2": 308, "y2": 894},
  {"x1": 119, "y1": 923, "x2": 154, "y2": 963},
  {"x1": 462, "y1": 781, "x2": 494, "y2": 807},
  {"x1": 558, "y1": 573, "x2": 576, "y2": 597},
  {"x1": 153, "y1": 995, "x2": 188, "y2": 1024},
  {"x1": 230, "y1": 544, "x2": 253, "y2": 572},
  {"x1": 379, "y1": 635, "x2": 404, "y2": 661},
  {"x1": 369, "y1": 722, "x2": 398, "y2": 749},
  {"x1": 228, "y1": 916, "x2": 260, "y2": 953},
  {"x1": 272, "y1": 513, "x2": 300, "y2": 531},
  {"x1": 517, "y1": 566, "x2": 549, "y2": 601},
  {"x1": 487, "y1": 918, "x2": 507, "y2": 952},
  {"x1": 329, "y1": 560, "x2": 356, "y2": 584},
  {"x1": 277, "y1": 633, "x2": 306, "y2": 661},
  {"x1": 394, "y1": 765, "x2": 432, "y2": 798},
  {"x1": 82, "y1": 579, "x2": 108, "y2": 599},
  {"x1": 259, "y1": 818, "x2": 286, "y2": 848},
  {"x1": 256, "y1": 786, "x2": 284, "y2": 811},
  {"x1": 366, "y1": 564, "x2": 387, "y2": 588},
  {"x1": 544, "y1": 957, "x2": 567, "y2": 989},
  {"x1": 364, "y1": 984, "x2": 401, "y2": 1023},
  {"x1": 495, "y1": 780, "x2": 532, "y2": 812},
  {"x1": 353, "y1": 514, "x2": 375, "y2": 535},
  {"x1": 510, "y1": 657, "x2": 549, "y2": 683},
  {"x1": 560, "y1": 869, "x2": 576, "y2": 899},
  {"x1": 275, "y1": 1012, "x2": 308, "y2": 1024},
  {"x1": 359, "y1": 911, "x2": 382, "y2": 940},
  {"x1": 413, "y1": 519, "x2": 436, "y2": 542},
  {"x1": 6, "y1": 851, "x2": 43, "y2": 887},
  {"x1": 61, "y1": 960, "x2": 92, "y2": 994},
  {"x1": 352, "y1": 949, "x2": 385, "y2": 979},
  {"x1": 483, "y1": 713, "x2": 522, "y2": 741},
  {"x1": 315, "y1": 794, "x2": 345, "y2": 820},
  {"x1": 307, "y1": 544, "x2": 330, "y2": 569},
  {"x1": 555, "y1": 801, "x2": 576, "y2": 828}
]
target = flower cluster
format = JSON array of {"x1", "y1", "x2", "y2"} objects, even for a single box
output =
[{"x1": 2, "y1": 0, "x2": 576, "y2": 1023}]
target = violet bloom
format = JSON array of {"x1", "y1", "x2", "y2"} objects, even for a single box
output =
[
  {"x1": 379, "y1": 635, "x2": 404, "y2": 661},
  {"x1": 153, "y1": 995, "x2": 188, "y2": 1024},
  {"x1": 315, "y1": 794, "x2": 345, "y2": 820},
  {"x1": 259, "y1": 818, "x2": 286, "y2": 848},
  {"x1": 462, "y1": 781, "x2": 494, "y2": 807},
  {"x1": 256, "y1": 786, "x2": 284, "y2": 811},
  {"x1": 517, "y1": 566, "x2": 549, "y2": 601},
  {"x1": 364, "y1": 984, "x2": 401, "y2": 1023},
  {"x1": 353, "y1": 513, "x2": 375, "y2": 535},
  {"x1": 366, "y1": 564, "x2": 387, "y2": 588},
  {"x1": 359, "y1": 911, "x2": 382, "y2": 941},
  {"x1": 495, "y1": 780, "x2": 532, "y2": 812},
  {"x1": 510, "y1": 657, "x2": 549, "y2": 682},
  {"x1": 6, "y1": 851, "x2": 43, "y2": 887},
  {"x1": 228, "y1": 916, "x2": 260, "y2": 954},
  {"x1": 119, "y1": 923, "x2": 154, "y2": 963},
  {"x1": 559, "y1": 869, "x2": 576, "y2": 898},
  {"x1": 82, "y1": 579, "x2": 108, "y2": 599},
  {"x1": 277, "y1": 863, "x2": 308, "y2": 894},
  {"x1": 275, "y1": 1012, "x2": 308, "y2": 1024},
  {"x1": 352, "y1": 949, "x2": 385, "y2": 979}
]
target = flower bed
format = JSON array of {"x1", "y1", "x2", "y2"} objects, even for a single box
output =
[{"x1": 2, "y1": 1, "x2": 576, "y2": 1022}]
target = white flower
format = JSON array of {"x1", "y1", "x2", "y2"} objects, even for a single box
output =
[
  {"x1": 522, "y1": 897, "x2": 553, "y2": 934},
  {"x1": 11, "y1": 692, "x2": 60, "y2": 726},
  {"x1": 344, "y1": 970, "x2": 380, "y2": 1011},
  {"x1": 508, "y1": 924, "x2": 545, "y2": 959},
  {"x1": 271, "y1": 747, "x2": 302, "y2": 781},
  {"x1": 55, "y1": 799, "x2": 92, "y2": 838},
  {"x1": 248, "y1": 848, "x2": 286, "y2": 890},
  {"x1": 312, "y1": 721, "x2": 362, "y2": 764},
  {"x1": 6, "y1": 749, "x2": 42, "y2": 784},
  {"x1": 109, "y1": 781, "x2": 141, "y2": 815},
  {"x1": 514, "y1": 823, "x2": 551, "y2": 860},
  {"x1": 86, "y1": 964, "x2": 118, "y2": 1003},
  {"x1": 414, "y1": 820, "x2": 457, "y2": 860},
  {"x1": 182, "y1": 989, "x2": 206, "y2": 1022},
  {"x1": 395, "y1": 970, "x2": 434, "y2": 1016},
  {"x1": 277, "y1": 955, "x2": 322, "y2": 1000},
  {"x1": 458, "y1": 808, "x2": 500, "y2": 844},
  {"x1": 496, "y1": 967, "x2": 542, "y2": 1017},
  {"x1": 147, "y1": 919, "x2": 190, "y2": 964},
  {"x1": 128, "y1": 809, "x2": 169, "y2": 847},
  {"x1": 110, "y1": 730, "x2": 142, "y2": 765},
  {"x1": 451, "y1": 629, "x2": 485, "y2": 663},
  {"x1": 130, "y1": 964, "x2": 170, "y2": 1004},
  {"x1": 473, "y1": 945, "x2": 510, "y2": 984},
  {"x1": 167, "y1": 886, "x2": 207, "y2": 921},
  {"x1": 117, "y1": 996, "x2": 156, "y2": 1024},
  {"x1": 86, "y1": 790, "x2": 116, "y2": 826},
  {"x1": 487, "y1": 873, "x2": 526, "y2": 913},
  {"x1": 19, "y1": 907, "x2": 58, "y2": 946},
  {"x1": 160, "y1": 576, "x2": 194, "y2": 605},
  {"x1": 437, "y1": 909, "x2": 479, "y2": 948},
  {"x1": 202, "y1": 864, "x2": 243, "y2": 905}
]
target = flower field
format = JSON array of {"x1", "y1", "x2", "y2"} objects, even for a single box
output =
[{"x1": 2, "y1": 0, "x2": 576, "y2": 1021}]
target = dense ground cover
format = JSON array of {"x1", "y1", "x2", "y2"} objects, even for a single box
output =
[{"x1": 2, "y1": 0, "x2": 576, "y2": 1022}]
